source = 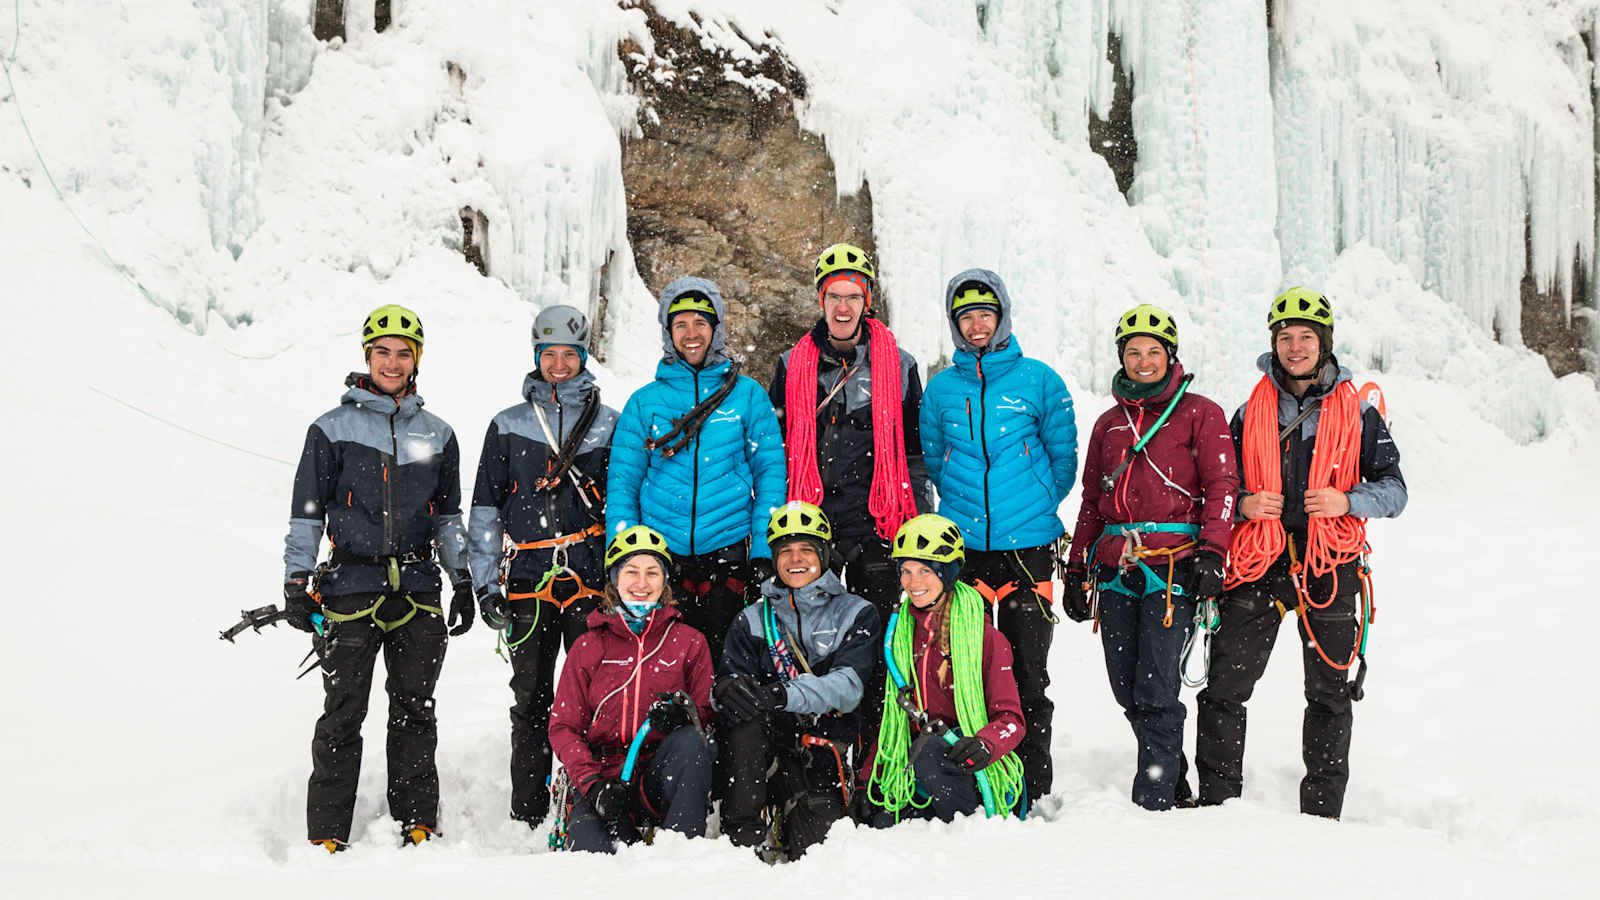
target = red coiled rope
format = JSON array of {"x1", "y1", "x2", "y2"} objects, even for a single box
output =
[{"x1": 785, "y1": 317, "x2": 917, "y2": 540}]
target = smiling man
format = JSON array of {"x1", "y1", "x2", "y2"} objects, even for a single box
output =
[
  {"x1": 606, "y1": 277, "x2": 787, "y2": 662},
  {"x1": 769, "y1": 242, "x2": 934, "y2": 725},
  {"x1": 714, "y1": 502, "x2": 880, "y2": 860},
  {"x1": 1195, "y1": 287, "x2": 1408, "y2": 819},
  {"x1": 281, "y1": 304, "x2": 474, "y2": 852}
]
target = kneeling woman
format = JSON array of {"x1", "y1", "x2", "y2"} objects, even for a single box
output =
[
  {"x1": 856, "y1": 514, "x2": 1027, "y2": 824},
  {"x1": 1064, "y1": 305, "x2": 1238, "y2": 810},
  {"x1": 549, "y1": 526, "x2": 716, "y2": 852}
]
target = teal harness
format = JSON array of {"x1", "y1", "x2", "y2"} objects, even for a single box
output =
[{"x1": 1089, "y1": 521, "x2": 1201, "y2": 597}]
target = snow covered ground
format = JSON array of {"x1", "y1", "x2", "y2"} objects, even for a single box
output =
[{"x1": 3, "y1": 0, "x2": 1599, "y2": 895}]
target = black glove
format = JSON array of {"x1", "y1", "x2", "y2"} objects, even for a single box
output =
[
  {"x1": 748, "y1": 557, "x2": 775, "y2": 587},
  {"x1": 714, "y1": 675, "x2": 786, "y2": 724},
  {"x1": 1061, "y1": 563, "x2": 1091, "y2": 623},
  {"x1": 447, "y1": 575, "x2": 475, "y2": 636},
  {"x1": 283, "y1": 573, "x2": 317, "y2": 633},
  {"x1": 647, "y1": 692, "x2": 695, "y2": 735},
  {"x1": 944, "y1": 735, "x2": 993, "y2": 774},
  {"x1": 1185, "y1": 549, "x2": 1226, "y2": 603},
  {"x1": 478, "y1": 588, "x2": 511, "y2": 631},
  {"x1": 587, "y1": 778, "x2": 630, "y2": 824}
]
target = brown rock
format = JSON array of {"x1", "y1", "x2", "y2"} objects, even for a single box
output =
[{"x1": 618, "y1": 4, "x2": 876, "y2": 381}]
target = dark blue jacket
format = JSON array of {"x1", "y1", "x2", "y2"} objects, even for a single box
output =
[
  {"x1": 605, "y1": 278, "x2": 787, "y2": 559},
  {"x1": 468, "y1": 369, "x2": 618, "y2": 594},
  {"x1": 921, "y1": 269, "x2": 1079, "y2": 551},
  {"x1": 284, "y1": 375, "x2": 467, "y2": 596}
]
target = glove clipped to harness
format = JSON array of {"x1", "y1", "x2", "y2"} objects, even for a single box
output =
[
  {"x1": 1185, "y1": 549, "x2": 1226, "y2": 603},
  {"x1": 447, "y1": 571, "x2": 475, "y2": 636},
  {"x1": 944, "y1": 735, "x2": 993, "y2": 774},
  {"x1": 283, "y1": 572, "x2": 318, "y2": 633},
  {"x1": 1061, "y1": 563, "x2": 1092, "y2": 623},
  {"x1": 646, "y1": 692, "x2": 695, "y2": 735},
  {"x1": 478, "y1": 587, "x2": 511, "y2": 631},
  {"x1": 587, "y1": 778, "x2": 631, "y2": 824},
  {"x1": 714, "y1": 674, "x2": 786, "y2": 724}
]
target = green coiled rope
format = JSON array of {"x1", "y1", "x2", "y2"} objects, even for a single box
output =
[{"x1": 866, "y1": 582, "x2": 1026, "y2": 820}]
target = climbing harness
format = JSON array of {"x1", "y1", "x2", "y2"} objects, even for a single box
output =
[
  {"x1": 313, "y1": 554, "x2": 441, "y2": 633},
  {"x1": 494, "y1": 539, "x2": 606, "y2": 661},
  {"x1": 1099, "y1": 374, "x2": 1194, "y2": 494},
  {"x1": 644, "y1": 360, "x2": 743, "y2": 458},
  {"x1": 970, "y1": 549, "x2": 1059, "y2": 626},
  {"x1": 1086, "y1": 522, "x2": 1201, "y2": 630}
]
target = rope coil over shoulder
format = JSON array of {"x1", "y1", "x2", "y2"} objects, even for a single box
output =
[
  {"x1": 865, "y1": 583, "x2": 1025, "y2": 820},
  {"x1": 644, "y1": 361, "x2": 743, "y2": 458},
  {"x1": 1226, "y1": 377, "x2": 1370, "y2": 671}
]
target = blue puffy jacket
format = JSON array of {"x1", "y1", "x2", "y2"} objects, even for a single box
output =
[
  {"x1": 921, "y1": 269, "x2": 1079, "y2": 551},
  {"x1": 606, "y1": 277, "x2": 788, "y2": 559}
]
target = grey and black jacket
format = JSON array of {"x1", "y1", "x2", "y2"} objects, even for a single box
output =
[
  {"x1": 720, "y1": 569, "x2": 882, "y2": 744},
  {"x1": 468, "y1": 369, "x2": 618, "y2": 595},
  {"x1": 769, "y1": 319, "x2": 936, "y2": 541},
  {"x1": 1230, "y1": 352, "x2": 1408, "y2": 538},
  {"x1": 283, "y1": 374, "x2": 468, "y2": 596}
]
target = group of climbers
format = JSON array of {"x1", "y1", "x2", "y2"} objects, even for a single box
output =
[{"x1": 274, "y1": 239, "x2": 1406, "y2": 856}]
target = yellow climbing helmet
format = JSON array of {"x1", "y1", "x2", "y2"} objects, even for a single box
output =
[
  {"x1": 1115, "y1": 303, "x2": 1179, "y2": 349},
  {"x1": 605, "y1": 525, "x2": 673, "y2": 571},
  {"x1": 362, "y1": 304, "x2": 425, "y2": 362},
  {"x1": 814, "y1": 242, "x2": 876, "y2": 291},
  {"x1": 891, "y1": 514, "x2": 965, "y2": 565},
  {"x1": 950, "y1": 284, "x2": 999, "y2": 317},
  {"x1": 666, "y1": 292, "x2": 718, "y2": 322},
  {"x1": 767, "y1": 501, "x2": 833, "y2": 568},
  {"x1": 1268, "y1": 287, "x2": 1334, "y2": 329}
]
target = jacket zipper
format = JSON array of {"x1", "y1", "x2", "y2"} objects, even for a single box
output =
[
  {"x1": 976, "y1": 357, "x2": 993, "y2": 548},
  {"x1": 383, "y1": 399, "x2": 398, "y2": 553},
  {"x1": 689, "y1": 369, "x2": 701, "y2": 556}
]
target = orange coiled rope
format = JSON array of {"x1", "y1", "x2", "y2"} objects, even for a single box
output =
[{"x1": 1225, "y1": 376, "x2": 1368, "y2": 669}]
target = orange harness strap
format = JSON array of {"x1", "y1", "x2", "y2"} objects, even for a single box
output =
[{"x1": 512, "y1": 522, "x2": 604, "y2": 552}]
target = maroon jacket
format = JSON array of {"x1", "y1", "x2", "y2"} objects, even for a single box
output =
[
  {"x1": 1069, "y1": 363, "x2": 1239, "y2": 569},
  {"x1": 858, "y1": 602, "x2": 1026, "y2": 783},
  {"x1": 549, "y1": 605, "x2": 714, "y2": 793}
]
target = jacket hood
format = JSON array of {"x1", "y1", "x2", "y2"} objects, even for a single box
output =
[
  {"x1": 1255, "y1": 352, "x2": 1352, "y2": 399},
  {"x1": 341, "y1": 373, "x2": 424, "y2": 419},
  {"x1": 523, "y1": 368, "x2": 597, "y2": 410},
  {"x1": 657, "y1": 276, "x2": 730, "y2": 367},
  {"x1": 944, "y1": 268, "x2": 1014, "y2": 353},
  {"x1": 759, "y1": 567, "x2": 850, "y2": 615}
]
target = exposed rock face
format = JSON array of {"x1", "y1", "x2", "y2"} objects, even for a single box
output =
[
  {"x1": 1520, "y1": 227, "x2": 1588, "y2": 378},
  {"x1": 618, "y1": 6, "x2": 876, "y2": 376},
  {"x1": 1089, "y1": 31, "x2": 1138, "y2": 198}
]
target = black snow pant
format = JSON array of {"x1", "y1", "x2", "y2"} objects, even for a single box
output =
[
  {"x1": 718, "y1": 718, "x2": 850, "y2": 859},
  {"x1": 1196, "y1": 555, "x2": 1360, "y2": 818},
  {"x1": 676, "y1": 543, "x2": 753, "y2": 665},
  {"x1": 307, "y1": 591, "x2": 447, "y2": 842},
  {"x1": 964, "y1": 545, "x2": 1057, "y2": 803},
  {"x1": 504, "y1": 570, "x2": 602, "y2": 824},
  {"x1": 831, "y1": 534, "x2": 900, "y2": 732},
  {"x1": 865, "y1": 735, "x2": 984, "y2": 827},
  {"x1": 565, "y1": 727, "x2": 716, "y2": 853},
  {"x1": 1095, "y1": 560, "x2": 1196, "y2": 811}
]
